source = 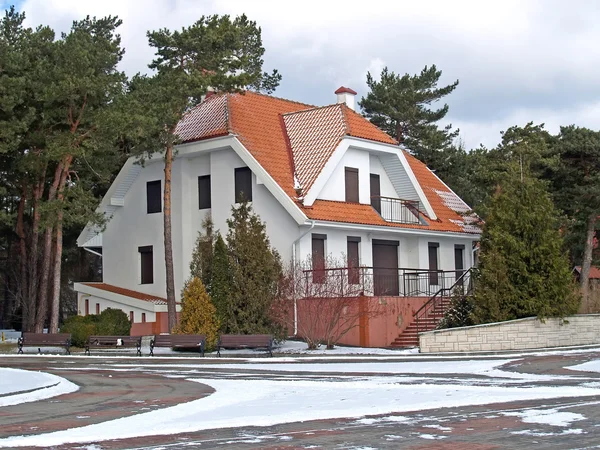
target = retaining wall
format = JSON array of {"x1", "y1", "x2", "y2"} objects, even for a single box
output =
[{"x1": 419, "y1": 314, "x2": 600, "y2": 353}]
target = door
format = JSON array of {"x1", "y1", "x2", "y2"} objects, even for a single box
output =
[
  {"x1": 370, "y1": 174, "x2": 381, "y2": 214},
  {"x1": 372, "y1": 240, "x2": 399, "y2": 295}
]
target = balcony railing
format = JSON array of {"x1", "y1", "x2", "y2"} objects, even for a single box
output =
[
  {"x1": 371, "y1": 196, "x2": 421, "y2": 225},
  {"x1": 300, "y1": 267, "x2": 466, "y2": 298}
]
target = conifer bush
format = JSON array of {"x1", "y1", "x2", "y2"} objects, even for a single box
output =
[
  {"x1": 173, "y1": 277, "x2": 220, "y2": 351},
  {"x1": 96, "y1": 308, "x2": 131, "y2": 336},
  {"x1": 472, "y1": 175, "x2": 580, "y2": 323}
]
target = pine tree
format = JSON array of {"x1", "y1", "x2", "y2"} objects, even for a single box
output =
[
  {"x1": 359, "y1": 65, "x2": 459, "y2": 167},
  {"x1": 472, "y1": 175, "x2": 580, "y2": 323},
  {"x1": 226, "y1": 201, "x2": 284, "y2": 338},
  {"x1": 211, "y1": 233, "x2": 231, "y2": 332},
  {"x1": 550, "y1": 126, "x2": 600, "y2": 303},
  {"x1": 173, "y1": 277, "x2": 220, "y2": 350}
]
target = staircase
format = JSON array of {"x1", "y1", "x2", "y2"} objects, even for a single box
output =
[{"x1": 390, "y1": 269, "x2": 473, "y2": 348}]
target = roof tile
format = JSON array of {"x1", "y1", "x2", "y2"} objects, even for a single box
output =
[{"x1": 175, "y1": 91, "x2": 478, "y2": 234}]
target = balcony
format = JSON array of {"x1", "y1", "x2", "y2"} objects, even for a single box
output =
[
  {"x1": 371, "y1": 196, "x2": 422, "y2": 225},
  {"x1": 300, "y1": 267, "x2": 471, "y2": 298}
]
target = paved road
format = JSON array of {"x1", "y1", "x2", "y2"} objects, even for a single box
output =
[{"x1": 1, "y1": 350, "x2": 600, "y2": 449}]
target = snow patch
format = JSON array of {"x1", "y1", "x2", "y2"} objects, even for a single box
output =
[
  {"x1": 503, "y1": 408, "x2": 585, "y2": 427},
  {"x1": 0, "y1": 368, "x2": 78, "y2": 407},
  {"x1": 2, "y1": 377, "x2": 600, "y2": 448}
]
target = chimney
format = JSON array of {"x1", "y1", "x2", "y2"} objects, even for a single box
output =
[{"x1": 335, "y1": 86, "x2": 357, "y2": 111}]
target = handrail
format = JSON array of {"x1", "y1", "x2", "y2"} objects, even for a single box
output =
[
  {"x1": 301, "y1": 266, "x2": 461, "y2": 298},
  {"x1": 370, "y1": 196, "x2": 422, "y2": 225},
  {"x1": 413, "y1": 268, "x2": 474, "y2": 334}
]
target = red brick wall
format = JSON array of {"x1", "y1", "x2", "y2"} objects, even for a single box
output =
[
  {"x1": 130, "y1": 311, "x2": 181, "y2": 336},
  {"x1": 293, "y1": 296, "x2": 429, "y2": 348}
]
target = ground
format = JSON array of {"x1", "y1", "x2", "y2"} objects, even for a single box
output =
[{"x1": 1, "y1": 341, "x2": 600, "y2": 449}]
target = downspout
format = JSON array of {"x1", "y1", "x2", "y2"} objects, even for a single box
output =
[
  {"x1": 83, "y1": 247, "x2": 102, "y2": 258},
  {"x1": 291, "y1": 220, "x2": 316, "y2": 336}
]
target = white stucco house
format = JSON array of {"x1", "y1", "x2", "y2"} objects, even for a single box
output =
[{"x1": 74, "y1": 87, "x2": 480, "y2": 344}]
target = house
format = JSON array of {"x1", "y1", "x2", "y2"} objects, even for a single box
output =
[{"x1": 74, "y1": 87, "x2": 480, "y2": 344}]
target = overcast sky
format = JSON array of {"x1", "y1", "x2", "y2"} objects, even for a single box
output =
[{"x1": 6, "y1": 0, "x2": 600, "y2": 149}]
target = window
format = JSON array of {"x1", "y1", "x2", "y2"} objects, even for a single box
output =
[
  {"x1": 139, "y1": 245, "x2": 154, "y2": 285},
  {"x1": 146, "y1": 180, "x2": 162, "y2": 214},
  {"x1": 345, "y1": 167, "x2": 359, "y2": 203},
  {"x1": 96, "y1": 303, "x2": 100, "y2": 315},
  {"x1": 141, "y1": 313, "x2": 146, "y2": 323},
  {"x1": 198, "y1": 175, "x2": 211, "y2": 209},
  {"x1": 234, "y1": 167, "x2": 252, "y2": 202},
  {"x1": 428, "y1": 242, "x2": 439, "y2": 285},
  {"x1": 129, "y1": 311, "x2": 134, "y2": 322},
  {"x1": 347, "y1": 237, "x2": 361, "y2": 284},
  {"x1": 312, "y1": 233, "x2": 326, "y2": 283},
  {"x1": 370, "y1": 174, "x2": 381, "y2": 213},
  {"x1": 85, "y1": 299, "x2": 89, "y2": 316}
]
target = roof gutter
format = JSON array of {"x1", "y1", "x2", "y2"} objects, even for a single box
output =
[
  {"x1": 304, "y1": 219, "x2": 480, "y2": 240},
  {"x1": 83, "y1": 247, "x2": 102, "y2": 258}
]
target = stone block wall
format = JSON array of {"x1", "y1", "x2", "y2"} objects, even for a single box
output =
[{"x1": 419, "y1": 315, "x2": 600, "y2": 353}]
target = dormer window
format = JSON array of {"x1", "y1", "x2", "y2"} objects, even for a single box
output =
[{"x1": 345, "y1": 167, "x2": 359, "y2": 203}]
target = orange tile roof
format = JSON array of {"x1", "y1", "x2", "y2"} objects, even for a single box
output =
[
  {"x1": 175, "y1": 91, "x2": 478, "y2": 235},
  {"x1": 574, "y1": 266, "x2": 600, "y2": 279},
  {"x1": 82, "y1": 283, "x2": 168, "y2": 305},
  {"x1": 283, "y1": 104, "x2": 346, "y2": 193}
]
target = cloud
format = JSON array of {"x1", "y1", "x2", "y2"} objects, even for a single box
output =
[{"x1": 15, "y1": 0, "x2": 600, "y2": 149}]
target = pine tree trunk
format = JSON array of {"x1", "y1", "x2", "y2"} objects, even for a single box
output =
[
  {"x1": 15, "y1": 185, "x2": 30, "y2": 331},
  {"x1": 35, "y1": 162, "x2": 64, "y2": 333},
  {"x1": 49, "y1": 213, "x2": 63, "y2": 333},
  {"x1": 27, "y1": 173, "x2": 45, "y2": 331},
  {"x1": 48, "y1": 157, "x2": 71, "y2": 333},
  {"x1": 163, "y1": 144, "x2": 177, "y2": 332},
  {"x1": 580, "y1": 214, "x2": 597, "y2": 302}
]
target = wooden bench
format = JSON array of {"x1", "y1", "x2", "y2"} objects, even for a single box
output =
[
  {"x1": 217, "y1": 334, "x2": 274, "y2": 357},
  {"x1": 149, "y1": 334, "x2": 206, "y2": 356},
  {"x1": 18, "y1": 332, "x2": 71, "y2": 355},
  {"x1": 85, "y1": 335, "x2": 142, "y2": 356}
]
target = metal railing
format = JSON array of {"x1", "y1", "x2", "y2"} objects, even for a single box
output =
[
  {"x1": 413, "y1": 268, "x2": 474, "y2": 334},
  {"x1": 371, "y1": 196, "x2": 421, "y2": 225},
  {"x1": 300, "y1": 267, "x2": 466, "y2": 299}
]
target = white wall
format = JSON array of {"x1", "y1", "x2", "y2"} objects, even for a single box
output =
[
  {"x1": 102, "y1": 159, "x2": 167, "y2": 299},
  {"x1": 296, "y1": 228, "x2": 475, "y2": 273},
  {"x1": 318, "y1": 148, "x2": 370, "y2": 203},
  {"x1": 77, "y1": 292, "x2": 157, "y2": 323},
  {"x1": 102, "y1": 146, "x2": 303, "y2": 300}
]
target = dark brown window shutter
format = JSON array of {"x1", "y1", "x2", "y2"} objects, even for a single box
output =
[
  {"x1": 146, "y1": 180, "x2": 162, "y2": 214},
  {"x1": 139, "y1": 245, "x2": 154, "y2": 285},
  {"x1": 347, "y1": 237, "x2": 360, "y2": 284},
  {"x1": 345, "y1": 167, "x2": 359, "y2": 203},
  {"x1": 312, "y1": 234, "x2": 326, "y2": 283},
  {"x1": 198, "y1": 175, "x2": 211, "y2": 209},
  {"x1": 235, "y1": 167, "x2": 252, "y2": 202}
]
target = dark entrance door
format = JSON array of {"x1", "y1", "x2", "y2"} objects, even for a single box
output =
[
  {"x1": 370, "y1": 174, "x2": 381, "y2": 214},
  {"x1": 372, "y1": 239, "x2": 399, "y2": 296}
]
